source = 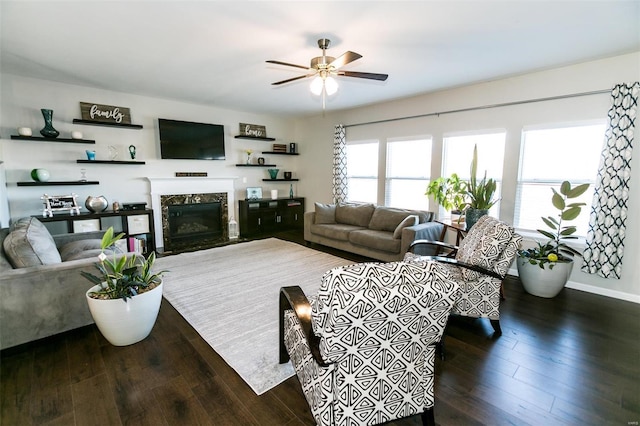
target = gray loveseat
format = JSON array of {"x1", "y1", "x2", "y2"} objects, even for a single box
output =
[
  {"x1": 304, "y1": 202, "x2": 443, "y2": 262},
  {"x1": 0, "y1": 217, "x2": 111, "y2": 350}
]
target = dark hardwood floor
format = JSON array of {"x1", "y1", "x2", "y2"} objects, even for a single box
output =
[{"x1": 2, "y1": 230, "x2": 639, "y2": 425}]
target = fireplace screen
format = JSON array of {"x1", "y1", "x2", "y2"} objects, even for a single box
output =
[{"x1": 167, "y1": 202, "x2": 222, "y2": 240}]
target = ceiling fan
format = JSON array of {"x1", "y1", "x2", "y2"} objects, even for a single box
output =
[{"x1": 267, "y1": 38, "x2": 388, "y2": 109}]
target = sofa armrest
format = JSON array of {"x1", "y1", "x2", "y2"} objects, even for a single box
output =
[
  {"x1": 400, "y1": 221, "x2": 444, "y2": 256},
  {"x1": 0, "y1": 257, "x2": 99, "y2": 349},
  {"x1": 303, "y1": 211, "x2": 316, "y2": 241}
]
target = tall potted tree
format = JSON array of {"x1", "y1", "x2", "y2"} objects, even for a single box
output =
[
  {"x1": 516, "y1": 181, "x2": 589, "y2": 298},
  {"x1": 465, "y1": 144, "x2": 499, "y2": 229},
  {"x1": 81, "y1": 227, "x2": 167, "y2": 346}
]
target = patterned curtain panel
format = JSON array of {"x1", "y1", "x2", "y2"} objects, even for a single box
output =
[
  {"x1": 582, "y1": 82, "x2": 640, "y2": 279},
  {"x1": 332, "y1": 124, "x2": 348, "y2": 203}
]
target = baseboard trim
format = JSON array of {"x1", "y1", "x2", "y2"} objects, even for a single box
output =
[{"x1": 507, "y1": 268, "x2": 640, "y2": 304}]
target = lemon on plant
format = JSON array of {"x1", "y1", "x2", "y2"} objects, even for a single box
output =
[{"x1": 547, "y1": 253, "x2": 558, "y2": 262}]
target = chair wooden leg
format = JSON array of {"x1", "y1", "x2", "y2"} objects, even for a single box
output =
[
  {"x1": 421, "y1": 408, "x2": 435, "y2": 426},
  {"x1": 490, "y1": 319, "x2": 502, "y2": 336}
]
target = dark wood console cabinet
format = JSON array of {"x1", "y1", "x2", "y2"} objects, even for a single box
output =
[{"x1": 238, "y1": 198, "x2": 304, "y2": 237}]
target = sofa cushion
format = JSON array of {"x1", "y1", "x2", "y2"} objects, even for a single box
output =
[
  {"x1": 393, "y1": 215, "x2": 419, "y2": 239},
  {"x1": 314, "y1": 202, "x2": 336, "y2": 224},
  {"x1": 335, "y1": 203, "x2": 375, "y2": 227},
  {"x1": 3, "y1": 217, "x2": 62, "y2": 268},
  {"x1": 369, "y1": 207, "x2": 418, "y2": 232},
  {"x1": 348, "y1": 229, "x2": 401, "y2": 254},
  {"x1": 59, "y1": 239, "x2": 104, "y2": 261},
  {"x1": 310, "y1": 223, "x2": 365, "y2": 241}
]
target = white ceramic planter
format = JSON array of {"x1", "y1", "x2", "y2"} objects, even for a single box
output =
[
  {"x1": 517, "y1": 258, "x2": 573, "y2": 298},
  {"x1": 86, "y1": 281, "x2": 163, "y2": 346}
]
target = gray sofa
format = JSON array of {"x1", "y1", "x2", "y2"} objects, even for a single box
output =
[
  {"x1": 0, "y1": 217, "x2": 111, "y2": 350},
  {"x1": 304, "y1": 202, "x2": 443, "y2": 262}
]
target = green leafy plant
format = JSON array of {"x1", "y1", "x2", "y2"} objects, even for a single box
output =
[
  {"x1": 518, "y1": 181, "x2": 590, "y2": 269},
  {"x1": 81, "y1": 227, "x2": 167, "y2": 301},
  {"x1": 466, "y1": 144, "x2": 499, "y2": 210},
  {"x1": 425, "y1": 173, "x2": 468, "y2": 212}
]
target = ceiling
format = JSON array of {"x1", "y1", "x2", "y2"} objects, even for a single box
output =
[{"x1": 1, "y1": 1, "x2": 639, "y2": 118}]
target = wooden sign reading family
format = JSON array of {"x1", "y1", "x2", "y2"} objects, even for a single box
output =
[{"x1": 80, "y1": 102, "x2": 132, "y2": 125}]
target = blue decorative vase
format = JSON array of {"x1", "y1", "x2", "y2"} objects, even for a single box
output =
[
  {"x1": 39, "y1": 109, "x2": 59, "y2": 138},
  {"x1": 268, "y1": 168, "x2": 279, "y2": 179}
]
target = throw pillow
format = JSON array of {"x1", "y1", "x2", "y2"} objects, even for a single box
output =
[
  {"x1": 314, "y1": 202, "x2": 336, "y2": 224},
  {"x1": 369, "y1": 207, "x2": 416, "y2": 232},
  {"x1": 3, "y1": 217, "x2": 62, "y2": 268},
  {"x1": 393, "y1": 215, "x2": 419, "y2": 239},
  {"x1": 335, "y1": 202, "x2": 375, "y2": 227}
]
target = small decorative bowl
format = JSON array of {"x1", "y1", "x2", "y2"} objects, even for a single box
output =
[{"x1": 267, "y1": 168, "x2": 279, "y2": 179}]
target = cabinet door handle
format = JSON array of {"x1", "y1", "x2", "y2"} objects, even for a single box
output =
[{"x1": 258, "y1": 218, "x2": 261, "y2": 225}]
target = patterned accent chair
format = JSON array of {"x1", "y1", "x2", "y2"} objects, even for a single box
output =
[
  {"x1": 279, "y1": 260, "x2": 459, "y2": 426},
  {"x1": 406, "y1": 215, "x2": 522, "y2": 337}
]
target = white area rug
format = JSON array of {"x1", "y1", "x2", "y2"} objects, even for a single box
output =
[{"x1": 157, "y1": 238, "x2": 354, "y2": 395}]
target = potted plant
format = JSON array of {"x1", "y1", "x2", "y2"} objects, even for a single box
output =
[
  {"x1": 425, "y1": 173, "x2": 468, "y2": 222},
  {"x1": 516, "y1": 181, "x2": 589, "y2": 298},
  {"x1": 465, "y1": 144, "x2": 499, "y2": 229},
  {"x1": 81, "y1": 227, "x2": 167, "y2": 346}
]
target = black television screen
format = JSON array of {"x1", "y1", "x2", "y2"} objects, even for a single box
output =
[{"x1": 159, "y1": 118, "x2": 226, "y2": 160}]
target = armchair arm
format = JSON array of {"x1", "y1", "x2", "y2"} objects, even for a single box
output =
[
  {"x1": 411, "y1": 255, "x2": 505, "y2": 280},
  {"x1": 409, "y1": 239, "x2": 458, "y2": 258},
  {"x1": 279, "y1": 286, "x2": 327, "y2": 366}
]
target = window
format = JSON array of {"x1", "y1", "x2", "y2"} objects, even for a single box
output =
[
  {"x1": 385, "y1": 137, "x2": 432, "y2": 210},
  {"x1": 346, "y1": 141, "x2": 378, "y2": 203},
  {"x1": 442, "y1": 131, "x2": 506, "y2": 217},
  {"x1": 515, "y1": 122, "x2": 605, "y2": 236}
]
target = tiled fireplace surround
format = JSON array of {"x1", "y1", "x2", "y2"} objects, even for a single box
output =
[{"x1": 147, "y1": 177, "x2": 236, "y2": 252}]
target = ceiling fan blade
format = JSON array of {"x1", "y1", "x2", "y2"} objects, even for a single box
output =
[
  {"x1": 339, "y1": 71, "x2": 389, "y2": 81},
  {"x1": 328, "y1": 51, "x2": 362, "y2": 69},
  {"x1": 266, "y1": 60, "x2": 310, "y2": 71},
  {"x1": 271, "y1": 74, "x2": 313, "y2": 85}
]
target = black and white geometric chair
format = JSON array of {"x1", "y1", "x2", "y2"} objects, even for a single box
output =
[
  {"x1": 406, "y1": 215, "x2": 522, "y2": 337},
  {"x1": 279, "y1": 260, "x2": 459, "y2": 426}
]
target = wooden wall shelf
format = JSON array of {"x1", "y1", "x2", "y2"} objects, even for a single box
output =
[
  {"x1": 261, "y1": 151, "x2": 299, "y2": 155},
  {"x1": 235, "y1": 164, "x2": 277, "y2": 167},
  {"x1": 72, "y1": 119, "x2": 143, "y2": 129},
  {"x1": 262, "y1": 179, "x2": 299, "y2": 182},
  {"x1": 77, "y1": 160, "x2": 146, "y2": 165},
  {"x1": 17, "y1": 181, "x2": 99, "y2": 186},
  {"x1": 11, "y1": 135, "x2": 96, "y2": 144},
  {"x1": 234, "y1": 135, "x2": 276, "y2": 141}
]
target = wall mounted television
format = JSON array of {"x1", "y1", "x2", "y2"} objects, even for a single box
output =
[{"x1": 159, "y1": 118, "x2": 226, "y2": 160}]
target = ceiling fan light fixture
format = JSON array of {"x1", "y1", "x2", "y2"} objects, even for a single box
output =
[
  {"x1": 325, "y1": 76, "x2": 338, "y2": 96},
  {"x1": 310, "y1": 76, "x2": 324, "y2": 96}
]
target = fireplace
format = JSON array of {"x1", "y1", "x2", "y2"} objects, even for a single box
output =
[{"x1": 160, "y1": 192, "x2": 228, "y2": 253}]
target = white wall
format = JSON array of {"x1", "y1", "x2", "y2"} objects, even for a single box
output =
[
  {"x1": 295, "y1": 52, "x2": 640, "y2": 302},
  {"x1": 0, "y1": 75, "x2": 299, "y2": 226}
]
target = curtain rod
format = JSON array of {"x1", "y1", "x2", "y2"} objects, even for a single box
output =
[{"x1": 344, "y1": 89, "x2": 610, "y2": 128}]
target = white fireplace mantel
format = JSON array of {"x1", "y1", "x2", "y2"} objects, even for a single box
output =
[{"x1": 146, "y1": 176, "x2": 238, "y2": 251}]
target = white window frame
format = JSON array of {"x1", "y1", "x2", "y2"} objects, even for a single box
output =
[
  {"x1": 441, "y1": 129, "x2": 506, "y2": 219},
  {"x1": 384, "y1": 136, "x2": 432, "y2": 210},
  {"x1": 346, "y1": 139, "x2": 379, "y2": 204},
  {"x1": 514, "y1": 120, "x2": 606, "y2": 242}
]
